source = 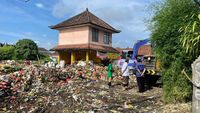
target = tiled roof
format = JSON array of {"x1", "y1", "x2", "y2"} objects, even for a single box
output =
[
  {"x1": 38, "y1": 47, "x2": 48, "y2": 51},
  {"x1": 50, "y1": 8, "x2": 120, "y2": 33},
  {"x1": 138, "y1": 45, "x2": 153, "y2": 56},
  {"x1": 51, "y1": 44, "x2": 119, "y2": 53},
  {"x1": 49, "y1": 52, "x2": 59, "y2": 57}
]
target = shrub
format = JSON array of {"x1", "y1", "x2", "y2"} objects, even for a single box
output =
[
  {"x1": 149, "y1": 0, "x2": 196, "y2": 103},
  {"x1": 0, "y1": 46, "x2": 15, "y2": 60},
  {"x1": 14, "y1": 39, "x2": 38, "y2": 60}
]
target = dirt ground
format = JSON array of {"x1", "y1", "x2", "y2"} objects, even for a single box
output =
[{"x1": 0, "y1": 78, "x2": 191, "y2": 113}]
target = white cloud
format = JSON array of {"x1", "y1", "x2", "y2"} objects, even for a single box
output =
[
  {"x1": 35, "y1": 3, "x2": 44, "y2": 9},
  {"x1": 34, "y1": 40, "x2": 40, "y2": 44},
  {"x1": 0, "y1": 30, "x2": 56, "y2": 49},
  {"x1": 0, "y1": 3, "x2": 51, "y2": 25},
  {"x1": 52, "y1": 0, "x2": 146, "y2": 19},
  {"x1": 112, "y1": 39, "x2": 133, "y2": 48},
  {"x1": 43, "y1": 42, "x2": 57, "y2": 50},
  {"x1": 47, "y1": 42, "x2": 51, "y2": 46},
  {"x1": 0, "y1": 30, "x2": 22, "y2": 38},
  {"x1": 52, "y1": 0, "x2": 151, "y2": 47}
]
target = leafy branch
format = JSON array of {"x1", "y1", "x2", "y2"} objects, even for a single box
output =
[
  {"x1": 194, "y1": 0, "x2": 200, "y2": 7},
  {"x1": 179, "y1": 12, "x2": 200, "y2": 57}
]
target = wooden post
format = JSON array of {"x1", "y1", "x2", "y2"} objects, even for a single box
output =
[{"x1": 192, "y1": 56, "x2": 200, "y2": 113}]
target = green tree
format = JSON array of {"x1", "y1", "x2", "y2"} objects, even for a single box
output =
[
  {"x1": 149, "y1": 0, "x2": 199, "y2": 103},
  {"x1": 14, "y1": 39, "x2": 38, "y2": 60},
  {"x1": 0, "y1": 46, "x2": 15, "y2": 60}
]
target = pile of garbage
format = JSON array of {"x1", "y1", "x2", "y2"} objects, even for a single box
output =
[
  {"x1": 0, "y1": 60, "x2": 191, "y2": 113},
  {"x1": 0, "y1": 61, "x2": 121, "y2": 108}
]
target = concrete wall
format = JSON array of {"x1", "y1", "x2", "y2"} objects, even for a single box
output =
[
  {"x1": 58, "y1": 26, "x2": 89, "y2": 45},
  {"x1": 192, "y1": 56, "x2": 200, "y2": 113},
  {"x1": 89, "y1": 27, "x2": 112, "y2": 46},
  {"x1": 58, "y1": 26, "x2": 113, "y2": 47}
]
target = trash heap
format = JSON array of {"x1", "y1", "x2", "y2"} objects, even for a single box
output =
[
  {"x1": 0, "y1": 60, "x2": 123, "y2": 112},
  {"x1": 0, "y1": 60, "x2": 191, "y2": 113}
]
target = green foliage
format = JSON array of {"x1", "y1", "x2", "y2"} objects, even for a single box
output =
[
  {"x1": 0, "y1": 46, "x2": 15, "y2": 60},
  {"x1": 179, "y1": 12, "x2": 200, "y2": 57},
  {"x1": 14, "y1": 39, "x2": 39, "y2": 60},
  {"x1": 39, "y1": 53, "x2": 50, "y2": 60},
  {"x1": 38, "y1": 53, "x2": 51, "y2": 64},
  {"x1": 162, "y1": 60, "x2": 192, "y2": 103},
  {"x1": 149, "y1": 0, "x2": 198, "y2": 103}
]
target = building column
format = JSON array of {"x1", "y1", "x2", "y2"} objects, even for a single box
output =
[
  {"x1": 71, "y1": 52, "x2": 75, "y2": 65},
  {"x1": 86, "y1": 51, "x2": 89, "y2": 62},
  {"x1": 58, "y1": 53, "x2": 60, "y2": 64}
]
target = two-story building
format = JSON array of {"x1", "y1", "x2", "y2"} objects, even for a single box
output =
[{"x1": 50, "y1": 8, "x2": 120, "y2": 64}]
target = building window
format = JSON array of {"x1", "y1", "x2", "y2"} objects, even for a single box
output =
[
  {"x1": 104, "y1": 32, "x2": 110, "y2": 44},
  {"x1": 92, "y1": 28, "x2": 99, "y2": 42}
]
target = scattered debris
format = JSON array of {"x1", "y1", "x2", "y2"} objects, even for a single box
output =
[{"x1": 0, "y1": 60, "x2": 191, "y2": 113}]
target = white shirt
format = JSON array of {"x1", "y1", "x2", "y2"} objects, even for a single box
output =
[{"x1": 122, "y1": 62, "x2": 129, "y2": 76}]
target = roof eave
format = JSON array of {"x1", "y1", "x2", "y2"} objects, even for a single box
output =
[
  {"x1": 50, "y1": 23, "x2": 121, "y2": 33},
  {"x1": 49, "y1": 23, "x2": 91, "y2": 30},
  {"x1": 50, "y1": 44, "x2": 119, "y2": 53},
  {"x1": 113, "y1": 30, "x2": 121, "y2": 33},
  {"x1": 49, "y1": 25, "x2": 56, "y2": 29},
  {"x1": 88, "y1": 23, "x2": 120, "y2": 33}
]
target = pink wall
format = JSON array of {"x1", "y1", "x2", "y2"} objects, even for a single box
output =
[
  {"x1": 58, "y1": 26, "x2": 113, "y2": 46},
  {"x1": 89, "y1": 27, "x2": 112, "y2": 46},
  {"x1": 58, "y1": 26, "x2": 89, "y2": 45}
]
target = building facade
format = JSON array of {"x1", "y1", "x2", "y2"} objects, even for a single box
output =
[{"x1": 50, "y1": 9, "x2": 120, "y2": 64}]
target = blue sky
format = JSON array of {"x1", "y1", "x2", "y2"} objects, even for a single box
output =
[{"x1": 0, "y1": 0, "x2": 156, "y2": 49}]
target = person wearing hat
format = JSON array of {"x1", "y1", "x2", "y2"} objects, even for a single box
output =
[{"x1": 107, "y1": 60, "x2": 113, "y2": 88}]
